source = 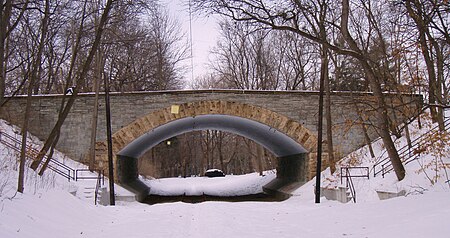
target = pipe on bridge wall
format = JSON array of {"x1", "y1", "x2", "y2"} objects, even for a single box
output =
[
  {"x1": 262, "y1": 153, "x2": 308, "y2": 199},
  {"x1": 277, "y1": 154, "x2": 308, "y2": 182},
  {"x1": 116, "y1": 155, "x2": 150, "y2": 202}
]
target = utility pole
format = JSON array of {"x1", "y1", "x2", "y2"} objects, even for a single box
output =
[
  {"x1": 314, "y1": 49, "x2": 326, "y2": 204},
  {"x1": 104, "y1": 73, "x2": 115, "y2": 206}
]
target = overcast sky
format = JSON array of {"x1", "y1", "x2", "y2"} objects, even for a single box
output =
[{"x1": 159, "y1": 0, "x2": 220, "y2": 84}]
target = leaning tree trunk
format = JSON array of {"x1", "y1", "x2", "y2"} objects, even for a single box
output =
[
  {"x1": 31, "y1": 0, "x2": 114, "y2": 172},
  {"x1": 341, "y1": 0, "x2": 405, "y2": 181}
]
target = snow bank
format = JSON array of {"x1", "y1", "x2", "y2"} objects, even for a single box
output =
[
  {"x1": 316, "y1": 110, "x2": 450, "y2": 203},
  {"x1": 143, "y1": 170, "x2": 276, "y2": 196}
]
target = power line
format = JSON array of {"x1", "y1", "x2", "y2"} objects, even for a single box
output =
[{"x1": 188, "y1": 0, "x2": 194, "y2": 82}]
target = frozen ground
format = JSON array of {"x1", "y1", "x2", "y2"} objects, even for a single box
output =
[
  {"x1": 1, "y1": 111, "x2": 450, "y2": 238},
  {"x1": 143, "y1": 171, "x2": 276, "y2": 196},
  {"x1": 0, "y1": 188, "x2": 449, "y2": 238}
]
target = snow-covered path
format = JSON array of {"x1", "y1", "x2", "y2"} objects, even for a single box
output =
[{"x1": 1, "y1": 188, "x2": 449, "y2": 238}]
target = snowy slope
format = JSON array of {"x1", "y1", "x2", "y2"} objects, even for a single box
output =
[{"x1": 314, "y1": 110, "x2": 450, "y2": 203}]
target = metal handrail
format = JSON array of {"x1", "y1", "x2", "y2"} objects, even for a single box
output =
[
  {"x1": 0, "y1": 131, "x2": 75, "y2": 180},
  {"x1": 0, "y1": 130, "x2": 107, "y2": 205},
  {"x1": 374, "y1": 116, "x2": 449, "y2": 169},
  {"x1": 373, "y1": 115, "x2": 450, "y2": 177},
  {"x1": 340, "y1": 166, "x2": 369, "y2": 184},
  {"x1": 76, "y1": 169, "x2": 104, "y2": 184},
  {"x1": 342, "y1": 167, "x2": 357, "y2": 203},
  {"x1": 94, "y1": 171, "x2": 103, "y2": 205},
  {"x1": 0, "y1": 130, "x2": 104, "y2": 183}
]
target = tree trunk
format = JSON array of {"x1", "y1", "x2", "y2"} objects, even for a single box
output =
[
  {"x1": 369, "y1": 75, "x2": 405, "y2": 180},
  {"x1": 405, "y1": 0, "x2": 442, "y2": 127},
  {"x1": 359, "y1": 110, "x2": 376, "y2": 158},
  {"x1": 18, "y1": 0, "x2": 50, "y2": 192},
  {"x1": 256, "y1": 145, "x2": 264, "y2": 176},
  {"x1": 218, "y1": 132, "x2": 226, "y2": 174},
  {"x1": 0, "y1": 0, "x2": 12, "y2": 105},
  {"x1": 362, "y1": 120, "x2": 376, "y2": 159},
  {"x1": 38, "y1": 133, "x2": 60, "y2": 176},
  {"x1": 31, "y1": 0, "x2": 114, "y2": 172},
  {"x1": 341, "y1": 0, "x2": 405, "y2": 181},
  {"x1": 88, "y1": 50, "x2": 102, "y2": 170},
  {"x1": 353, "y1": 98, "x2": 376, "y2": 158},
  {"x1": 431, "y1": 39, "x2": 445, "y2": 131},
  {"x1": 323, "y1": 49, "x2": 335, "y2": 173},
  {"x1": 18, "y1": 83, "x2": 33, "y2": 193},
  {"x1": 405, "y1": 124, "x2": 412, "y2": 150}
]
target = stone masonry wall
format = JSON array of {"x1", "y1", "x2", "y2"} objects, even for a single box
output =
[{"x1": 0, "y1": 90, "x2": 421, "y2": 178}]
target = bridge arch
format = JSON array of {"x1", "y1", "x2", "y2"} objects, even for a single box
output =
[{"x1": 97, "y1": 100, "x2": 318, "y2": 201}]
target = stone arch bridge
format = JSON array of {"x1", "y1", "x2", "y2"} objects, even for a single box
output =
[{"x1": 0, "y1": 90, "x2": 421, "y2": 200}]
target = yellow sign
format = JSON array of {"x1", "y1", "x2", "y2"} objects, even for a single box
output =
[{"x1": 171, "y1": 105, "x2": 180, "y2": 114}]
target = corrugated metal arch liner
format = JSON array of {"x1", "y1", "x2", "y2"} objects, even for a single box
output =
[{"x1": 117, "y1": 114, "x2": 307, "y2": 159}]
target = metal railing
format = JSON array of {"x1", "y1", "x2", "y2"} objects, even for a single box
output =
[
  {"x1": 0, "y1": 130, "x2": 106, "y2": 205},
  {"x1": 75, "y1": 168, "x2": 105, "y2": 184},
  {"x1": 0, "y1": 130, "x2": 104, "y2": 184},
  {"x1": 0, "y1": 131, "x2": 75, "y2": 180},
  {"x1": 340, "y1": 166, "x2": 369, "y2": 184},
  {"x1": 341, "y1": 167, "x2": 358, "y2": 203},
  {"x1": 373, "y1": 114, "x2": 450, "y2": 178},
  {"x1": 94, "y1": 171, "x2": 104, "y2": 205}
]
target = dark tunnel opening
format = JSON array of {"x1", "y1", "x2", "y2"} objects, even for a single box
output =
[{"x1": 116, "y1": 114, "x2": 308, "y2": 203}]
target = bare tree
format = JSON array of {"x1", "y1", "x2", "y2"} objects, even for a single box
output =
[
  {"x1": 0, "y1": 0, "x2": 13, "y2": 104},
  {"x1": 0, "y1": 0, "x2": 27, "y2": 102},
  {"x1": 273, "y1": 31, "x2": 319, "y2": 90},
  {"x1": 210, "y1": 20, "x2": 278, "y2": 90},
  {"x1": 191, "y1": 0, "x2": 409, "y2": 180},
  {"x1": 0, "y1": 0, "x2": 29, "y2": 104},
  {"x1": 104, "y1": 4, "x2": 188, "y2": 92},
  {"x1": 18, "y1": 0, "x2": 50, "y2": 193},
  {"x1": 404, "y1": 0, "x2": 448, "y2": 131},
  {"x1": 30, "y1": 0, "x2": 115, "y2": 172}
]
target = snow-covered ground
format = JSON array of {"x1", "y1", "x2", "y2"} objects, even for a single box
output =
[
  {"x1": 1, "y1": 111, "x2": 450, "y2": 238},
  {"x1": 143, "y1": 171, "x2": 276, "y2": 196}
]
